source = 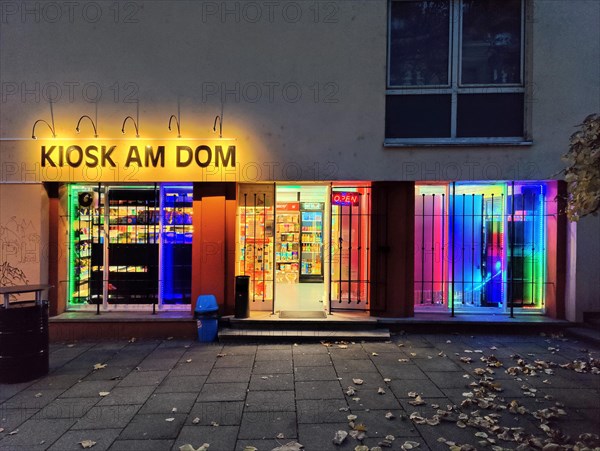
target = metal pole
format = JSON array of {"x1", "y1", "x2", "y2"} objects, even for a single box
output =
[
  {"x1": 431, "y1": 194, "x2": 435, "y2": 304},
  {"x1": 510, "y1": 182, "x2": 515, "y2": 318},
  {"x1": 421, "y1": 194, "x2": 425, "y2": 304},
  {"x1": 451, "y1": 182, "x2": 455, "y2": 317}
]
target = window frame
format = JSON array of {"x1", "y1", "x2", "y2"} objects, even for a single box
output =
[{"x1": 385, "y1": 0, "x2": 531, "y2": 146}]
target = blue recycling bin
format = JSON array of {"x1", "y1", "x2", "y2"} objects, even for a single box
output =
[{"x1": 194, "y1": 295, "x2": 219, "y2": 342}]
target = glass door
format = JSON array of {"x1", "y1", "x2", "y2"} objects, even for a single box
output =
[{"x1": 299, "y1": 203, "x2": 324, "y2": 283}]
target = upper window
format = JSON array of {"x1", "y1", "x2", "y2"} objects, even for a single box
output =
[{"x1": 386, "y1": 0, "x2": 527, "y2": 144}]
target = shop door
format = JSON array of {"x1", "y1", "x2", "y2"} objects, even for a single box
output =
[
  {"x1": 106, "y1": 187, "x2": 159, "y2": 307},
  {"x1": 330, "y1": 186, "x2": 371, "y2": 311}
]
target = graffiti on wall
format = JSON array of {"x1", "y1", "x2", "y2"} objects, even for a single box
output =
[{"x1": 0, "y1": 216, "x2": 39, "y2": 293}]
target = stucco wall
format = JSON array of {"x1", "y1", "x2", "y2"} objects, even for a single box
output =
[
  {"x1": 0, "y1": 0, "x2": 597, "y2": 182},
  {"x1": 0, "y1": 183, "x2": 48, "y2": 296}
]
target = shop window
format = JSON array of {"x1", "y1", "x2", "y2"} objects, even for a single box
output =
[
  {"x1": 236, "y1": 185, "x2": 276, "y2": 310},
  {"x1": 387, "y1": 0, "x2": 527, "y2": 143},
  {"x1": 330, "y1": 186, "x2": 371, "y2": 310},
  {"x1": 67, "y1": 184, "x2": 193, "y2": 311},
  {"x1": 414, "y1": 182, "x2": 549, "y2": 313}
]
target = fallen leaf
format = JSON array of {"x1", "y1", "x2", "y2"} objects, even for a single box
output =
[
  {"x1": 352, "y1": 378, "x2": 364, "y2": 385},
  {"x1": 372, "y1": 352, "x2": 379, "y2": 356},
  {"x1": 8, "y1": 429, "x2": 18, "y2": 435},
  {"x1": 129, "y1": 337, "x2": 136, "y2": 343},
  {"x1": 179, "y1": 444, "x2": 210, "y2": 451},
  {"x1": 338, "y1": 345, "x2": 348, "y2": 349},
  {"x1": 385, "y1": 411, "x2": 395, "y2": 420},
  {"x1": 34, "y1": 392, "x2": 42, "y2": 398},
  {"x1": 0, "y1": 428, "x2": 3, "y2": 433},
  {"x1": 276, "y1": 433, "x2": 285, "y2": 439},
  {"x1": 408, "y1": 391, "x2": 418, "y2": 398},
  {"x1": 402, "y1": 440, "x2": 420, "y2": 450},
  {"x1": 410, "y1": 352, "x2": 417, "y2": 357},
  {"x1": 347, "y1": 414, "x2": 358, "y2": 421},
  {"x1": 93, "y1": 363, "x2": 107, "y2": 370},
  {"x1": 192, "y1": 417, "x2": 200, "y2": 424},
  {"x1": 271, "y1": 441, "x2": 304, "y2": 451},
  {"x1": 383, "y1": 378, "x2": 391, "y2": 382},
  {"x1": 332, "y1": 430, "x2": 348, "y2": 445},
  {"x1": 409, "y1": 395, "x2": 425, "y2": 406},
  {"x1": 165, "y1": 417, "x2": 175, "y2": 422},
  {"x1": 216, "y1": 353, "x2": 226, "y2": 357},
  {"x1": 456, "y1": 420, "x2": 466, "y2": 428},
  {"x1": 426, "y1": 416, "x2": 440, "y2": 426},
  {"x1": 98, "y1": 392, "x2": 110, "y2": 397},
  {"x1": 398, "y1": 359, "x2": 409, "y2": 363},
  {"x1": 186, "y1": 359, "x2": 192, "y2": 363},
  {"x1": 354, "y1": 446, "x2": 369, "y2": 451},
  {"x1": 378, "y1": 387, "x2": 386, "y2": 395},
  {"x1": 243, "y1": 447, "x2": 258, "y2": 451},
  {"x1": 67, "y1": 344, "x2": 75, "y2": 347},
  {"x1": 172, "y1": 407, "x2": 178, "y2": 412},
  {"x1": 261, "y1": 376, "x2": 269, "y2": 380},
  {"x1": 346, "y1": 387, "x2": 356, "y2": 396},
  {"x1": 79, "y1": 439, "x2": 96, "y2": 448},
  {"x1": 167, "y1": 336, "x2": 174, "y2": 340}
]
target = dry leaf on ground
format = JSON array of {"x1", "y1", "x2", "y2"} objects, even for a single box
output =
[{"x1": 79, "y1": 440, "x2": 96, "y2": 449}]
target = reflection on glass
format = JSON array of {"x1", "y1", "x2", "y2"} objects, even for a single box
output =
[
  {"x1": 461, "y1": 0, "x2": 522, "y2": 84},
  {"x1": 389, "y1": 1, "x2": 450, "y2": 87}
]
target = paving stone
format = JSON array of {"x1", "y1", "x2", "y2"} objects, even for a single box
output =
[
  {"x1": 426, "y1": 370, "x2": 474, "y2": 388},
  {"x1": 255, "y1": 349, "x2": 292, "y2": 361},
  {"x1": 139, "y1": 392, "x2": 198, "y2": 414},
  {"x1": 253, "y1": 359, "x2": 294, "y2": 374},
  {"x1": 33, "y1": 397, "x2": 99, "y2": 420},
  {"x1": 47, "y1": 427, "x2": 121, "y2": 451},
  {"x1": 541, "y1": 388, "x2": 600, "y2": 409},
  {"x1": 137, "y1": 358, "x2": 181, "y2": 371},
  {"x1": 187, "y1": 401, "x2": 244, "y2": 425},
  {"x1": 292, "y1": 343, "x2": 331, "y2": 355},
  {"x1": 28, "y1": 373, "x2": 83, "y2": 391},
  {"x1": 349, "y1": 408, "x2": 421, "y2": 439},
  {"x1": 196, "y1": 382, "x2": 248, "y2": 402},
  {"x1": 155, "y1": 375, "x2": 207, "y2": 393},
  {"x1": 118, "y1": 413, "x2": 186, "y2": 440},
  {"x1": 345, "y1": 387, "x2": 403, "y2": 410},
  {"x1": 297, "y1": 422, "x2": 355, "y2": 451},
  {"x1": 173, "y1": 425, "x2": 238, "y2": 451},
  {"x1": 389, "y1": 378, "x2": 447, "y2": 399},
  {"x1": 294, "y1": 365, "x2": 338, "y2": 381},
  {"x1": 245, "y1": 390, "x2": 295, "y2": 412},
  {"x1": 249, "y1": 373, "x2": 294, "y2": 391},
  {"x1": 413, "y1": 357, "x2": 464, "y2": 372},
  {"x1": 398, "y1": 397, "x2": 456, "y2": 414},
  {"x1": 333, "y1": 359, "x2": 379, "y2": 373},
  {"x1": 0, "y1": 418, "x2": 75, "y2": 450},
  {"x1": 2, "y1": 388, "x2": 65, "y2": 409},
  {"x1": 295, "y1": 381, "x2": 344, "y2": 400},
  {"x1": 0, "y1": 407, "x2": 38, "y2": 432},
  {"x1": 97, "y1": 386, "x2": 156, "y2": 406},
  {"x1": 108, "y1": 439, "x2": 175, "y2": 451},
  {"x1": 213, "y1": 354, "x2": 255, "y2": 368},
  {"x1": 373, "y1": 363, "x2": 428, "y2": 380},
  {"x1": 168, "y1": 361, "x2": 214, "y2": 376},
  {"x1": 292, "y1": 353, "x2": 332, "y2": 367},
  {"x1": 145, "y1": 348, "x2": 187, "y2": 360},
  {"x1": 259, "y1": 344, "x2": 292, "y2": 351},
  {"x1": 221, "y1": 344, "x2": 258, "y2": 355},
  {"x1": 71, "y1": 404, "x2": 140, "y2": 429},
  {"x1": 329, "y1": 347, "x2": 368, "y2": 360},
  {"x1": 206, "y1": 367, "x2": 251, "y2": 383},
  {"x1": 118, "y1": 370, "x2": 169, "y2": 386},
  {"x1": 361, "y1": 342, "x2": 400, "y2": 353},
  {"x1": 84, "y1": 365, "x2": 131, "y2": 381},
  {"x1": 61, "y1": 380, "x2": 119, "y2": 398},
  {"x1": 236, "y1": 439, "x2": 282, "y2": 450},
  {"x1": 297, "y1": 399, "x2": 350, "y2": 423},
  {"x1": 337, "y1": 372, "x2": 389, "y2": 387},
  {"x1": 238, "y1": 411, "x2": 297, "y2": 439}
]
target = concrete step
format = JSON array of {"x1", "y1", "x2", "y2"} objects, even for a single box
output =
[{"x1": 218, "y1": 327, "x2": 390, "y2": 342}]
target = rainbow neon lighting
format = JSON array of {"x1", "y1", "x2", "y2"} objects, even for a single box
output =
[{"x1": 415, "y1": 181, "x2": 548, "y2": 312}]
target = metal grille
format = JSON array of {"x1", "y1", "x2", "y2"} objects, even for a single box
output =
[
  {"x1": 330, "y1": 186, "x2": 371, "y2": 311},
  {"x1": 414, "y1": 182, "x2": 549, "y2": 315}
]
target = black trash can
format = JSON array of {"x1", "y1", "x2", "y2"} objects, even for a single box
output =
[
  {"x1": 0, "y1": 302, "x2": 49, "y2": 384},
  {"x1": 235, "y1": 276, "x2": 250, "y2": 319}
]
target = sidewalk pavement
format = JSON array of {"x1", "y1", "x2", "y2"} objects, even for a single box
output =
[{"x1": 0, "y1": 333, "x2": 598, "y2": 451}]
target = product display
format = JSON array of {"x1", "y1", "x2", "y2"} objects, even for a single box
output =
[
  {"x1": 275, "y1": 203, "x2": 300, "y2": 284},
  {"x1": 299, "y1": 202, "x2": 324, "y2": 282}
]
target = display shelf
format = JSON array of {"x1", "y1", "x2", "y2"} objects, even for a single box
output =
[
  {"x1": 238, "y1": 205, "x2": 274, "y2": 300},
  {"x1": 299, "y1": 204, "x2": 324, "y2": 282}
]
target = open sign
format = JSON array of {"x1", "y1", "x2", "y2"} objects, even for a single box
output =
[{"x1": 332, "y1": 192, "x2": 360, "y2": 206}]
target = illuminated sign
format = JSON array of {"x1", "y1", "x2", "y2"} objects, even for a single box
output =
[
  {"x1": 332, "y1": 192, "x2": 360, "y2": 206},
  {"x1": 0, "y1": 139, "x2": 238, "y2": 182}
]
